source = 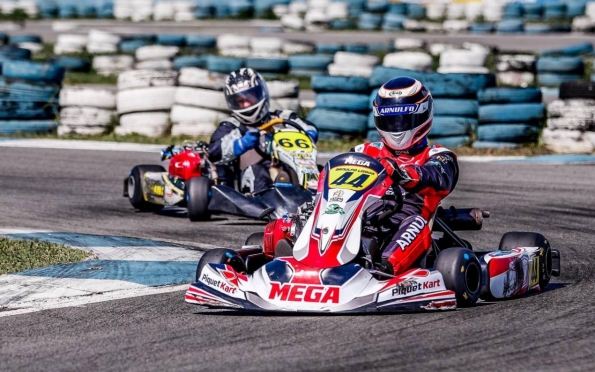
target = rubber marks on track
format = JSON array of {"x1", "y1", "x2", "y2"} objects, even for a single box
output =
[{"x1": 0, "y1": 229, "x2": 202, "y2": 317}]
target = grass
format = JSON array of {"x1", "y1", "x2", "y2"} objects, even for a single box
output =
[
  {"x1": 7, "y1": 131, "x2": 554, "y2": 155},
  {"x1": 64, "y1": 71, "x2": 118, "y2": 85},
  {"x1": 0, "y1": 237, "x2": 92, "y2": 275}
]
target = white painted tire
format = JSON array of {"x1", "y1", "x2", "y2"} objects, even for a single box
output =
[
  {"x1": 465, "y1": 3, "x2": 484, "y2": 21},
  {"x1": 178, "y1": 67, "x2": 226, "y2": 90},
  {"x1": 326, "y1": 2, "x2": 348, "y2": 19},
  {"x1": 60, "y1": 107, "x2": 115, "y2": 127},
  {"x1": 135, "y1": 45, "x2": 179, "y2": 62},
  {"x1": 170, "y1": 105, "x2": 227, "y2": 125},
  {"x1": 56, "y1": 34, "x2": 88, "y2": 47},
  {"x1": 334, "y1": 52, "x2": 379, "y2": 67},
  {"x1": 54, "y1": 44, "x2": 85, "y2": 55},
  {"x1": 219, "y1": 48, "x2": 251, "y2": 58},
  {"x1": 437, "y1": 66, "x2": 490, "y2": 74},
  {"x1": 439, "y1": 49, "x2": 487, "y2": 68},
  {"x1": 267, "y1": 80, "x2": 299, "y2": 98},
  {"x1": 394, "y1": 38, "x2": 425, "y2": 51},
  {"x1": 174, "y1": 87, "x2": 229, "y2": 111},
  {"x1": 328, "y1": 64, "x2": 373, "y2": 78},
  {"x1": 250, "y1": 37, "x2": 283, "y2": 53},
  {"x1": 282, "y1": 42, "x2": 314, "y2": 55},
  {"x1": 548, "y1": 99, "x2": 595, "y2": 119},
  {"x1": 93, "y1": 55, "x2": 134, "y2": 71},
  {"x1": 134, "y1": 59, "x2": 174, "y2": 70},
  {"x1": 443, "y1": 20, "x2": 470, "y2": 32},
  {"x1": 428, "y1": 43, "x2": 457, "y2": 57},
  {"x1": 16, "y1": 42, "x2": 43, "y2": 54},
  {"x1": 88, "y1": 29, "x2": 121, "y2": 45},
  {"x1": 217, "y1": 34, "x2": 251, "y2": 50},
  {"x1": 117, "y1": 87, "x2": 178, "y2": 114},
  {"x1": 495, "y1": 55, "x2": 537, "y2": 72},
  {"x1": 117, "y1": 112, "x2": 170, "y2": 137},
  {"x1": 289, "y1": 2, "x2": 308, "y2": 14},
  {"x1": 58, "y1": 125, "x2": 107, "y2": 136},
  {"x1": 118, "y1": 70, "x2": 178, "y2": 91},
  {"x1": 273, "y1": 5, "x2": 289, "y2": 17},
  {"x1": 426, "y1": 4, "x2": 445, "y2": 20},
  {"x1": 281, "y1": 14, "x2": 304, "y2": 30},
  {"x1": 541, "y1": 128, "x2": 595, "y2": 154},
  {"x1": 270, "y1": 98, "x2": 300, "y2": 111},
  {"x1": 572, "y1": 16, "x2": 595, "y2": 32},
  {"x1": 60, "y1": 88, "x2": 117, "y2": 109},
  {"x1": 383, "y1": 52, "x2": 433, "y2": 71},
  {"x1": 496, "y1": 72, "x2": 535, "y2": 88},
  {"x1": 86, "y1": 42, "x2": 119, "y2": 54},
  {"x1": 171, "y1": 122, "x2": 217, "y2": 136}
]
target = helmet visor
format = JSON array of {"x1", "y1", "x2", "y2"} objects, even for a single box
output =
[
  {"x1": 373, "y1": 102, "x2": 432, "y2": 132},
  {"x1": 226, "y1": 86, "x2": 266, "y2": 111}
]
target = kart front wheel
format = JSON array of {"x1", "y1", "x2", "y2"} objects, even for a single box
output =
[
  {"x1": 244, "y1": 232, "x2": 264, "y2": 246},
  {"x1": 127, "y1": 165, "x2": 165, "y2": 212},
  {"x1": 499, "y1": 232, "x2": 553, "y2": 289},
  {"x1": 434, "y1": 248, "x2": 482, "y2": 307},
  {"x1": 195, "y1": 248, "x2": 247, "y2": 282},
  {"x1": 186, "y1": 177, "x2": 212, "y2": 221}
]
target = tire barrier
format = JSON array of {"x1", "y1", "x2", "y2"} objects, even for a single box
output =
[
  {"x1": 117, "y1": 70, "x2": 178, "y2": 91},
  {"x1": 49, "y1": 56, "x2": 91, "y2": 73},
  {"x1": 479, "y1": 103, "x2": 546, "y2": 123},
  {"x1": 92, "y1": 55, "x2": 135, "y2": 76},
  {"x1": 116, "y1": 112, "x2": 170, "y2": 137},
  {"x1": 383, "y1": 52, "x2": 432, "y2": 71},
  {"x1": 478, "y1": 88, "x2": 542, "y2": 105},
  {"x1": 173, "y1": 55, "x2": 208, "y2": 70},
  {"x1": 315, "y1": 93, "x2": 369, "y2": 112},
  {"x1": 430, "y1": 117, "x2": 477, "y2": 138},
  {"x1": 434, "y1": 99, "x2": 479, "y2": 118},
  {"x1": 430, "y1": 135, "x2": 471, "y2": 148},
  {"x1": 536, "y1": 56, "x2": 585, "y2": 87},
  {"x1": 312, "y1": 76, "x2": 369, "y2": 93},
  {"x1": 306, "y1": 109, "x2": 368, "y2": 135},
  {"x1": 289, "y1": 54, "x2": 333, "y2": 76},
  {"x1": 58, "y1": 86, "x2": 117, "y2": 135},
  {"x1": 2, "y1": 61, "x2": 65, "y2": 84},
  {"x1": 477, "y1": 124, "x2": 541, "y2": 143},
  {"x1": 206, "y1": 55, "x2": 245, "y2": 74}
]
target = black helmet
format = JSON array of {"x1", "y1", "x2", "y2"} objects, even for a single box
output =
[
  {"x1": 224, "y1": 68, "x2": 270, "y2": 125},
  {"x1": 373, "y1": 77, "x2": 433, "y2": 151}
]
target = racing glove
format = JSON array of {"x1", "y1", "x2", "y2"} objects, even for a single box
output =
[
  {"x1": 381, "y1": 158, "x2": 413, "y2": 185},
  {"x1": 306, "y1": 129, "x2": 319, "y2": 144},
  {"x1": 233, "y1": 130, "x2": 260, "y2": 157}
]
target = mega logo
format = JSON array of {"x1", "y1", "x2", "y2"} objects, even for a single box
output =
[
  {"x1": 392, "y1": 279, "x2": 440, "y2": 297},
  {"x1": 344, "y1": 156, "x2": 371, "y2": 167},
  {"x1": 269, "y1": 283, "x2": 340, "y2": 304},
  {"x1": 201, "y1": 273, "x2": 237, "y2": 295}
]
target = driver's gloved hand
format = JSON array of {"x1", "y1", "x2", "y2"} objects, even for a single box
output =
[
  {"x1": 306, "y1": 129, "x2": 318, "y2": 144},
  {"x1": 381, "y1": 158, "x2": 412, "y2": 185},
  {"x1": 379, "y1": 258, "x2": 395, "y2": 276},
  {"x1": 233, "y1": 130, "x2": 260, "y2": 157}
]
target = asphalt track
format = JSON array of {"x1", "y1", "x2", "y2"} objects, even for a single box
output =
[
  {"x1": 0, "y1": 147, "x2": 594, "y2": 371},
  {"x1": 10, "y1": 19, "x2": 595, "y2": 52}
]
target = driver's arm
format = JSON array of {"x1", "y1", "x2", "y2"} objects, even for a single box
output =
[
  {"x1": 401, "y1": 150, "x2": 459, "y2": 197},
  {"x1": 208, "y1": 122, "x2": 242, "y2": 164}
]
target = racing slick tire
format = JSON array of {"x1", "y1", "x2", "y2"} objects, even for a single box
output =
[
  {"x1": 127, "y1": 165, "x2": 165, "y2": 212},
  {"x1": 195, "y1": 248, "x2": 247, "y2": 282},
  {"x1": 499, "y1": 232, "x2": 553, "y2": 289},
  {"x1": 186, "y1": 177, "x2": 212, "y2": 221},
  {"x1": 244, "y1": 232, "x2": 264, "y2": 246},
  {"x1": 434, "y1": 248, "x2": 482, "y2": 307}
]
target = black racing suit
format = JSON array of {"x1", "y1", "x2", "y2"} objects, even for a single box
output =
[{"x1": 208, "y1": 110, "x2": 317, "y2": 194}]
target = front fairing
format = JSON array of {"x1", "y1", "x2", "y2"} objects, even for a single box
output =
[
  {"x1": 264, "y1": 129, "x2": 319, "y2": 190},
  {"x1": 292, "y1": 153, "x2": 391, "y2": 268}
]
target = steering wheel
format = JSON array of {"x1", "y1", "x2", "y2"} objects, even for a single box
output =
[
  {"x1": 363, "y1": 185, "x2": 404, "y2": 225},
  {"x1": 254, "y1": 118, "x2": 309, "y2": 159}
]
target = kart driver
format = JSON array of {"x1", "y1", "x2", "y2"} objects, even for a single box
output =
[
  {"x1": 354, "y1": 76, "x2": 459, "y2": 276},
  {"x1": 208, "y1": 68, "x2": 318, "y2": 194}
]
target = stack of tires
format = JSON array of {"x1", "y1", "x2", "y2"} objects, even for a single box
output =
[
  {"x1": 542, "y1": 81, "x2": 595, "y2": 153},
  {"x1": 0, "y1": 61, "x2": 64, "y2": 134},
  {"x1": 217, "y1": 34, "x2": 251, "y2": 58},
  {"x1": 54, "y1": 34, "x2": 87, "y2": 55},
  {"x1": 382, "y1": 51, "x2": 432, "y2": 72},
  {"x1": 86, "y1": 29, "x2": 120, "y2": 55},
  {"x1": 308, "y1": 75, "x2": 369, "y2": 140},
  {"x1": 476, "y1": 87, "x2": 544, "y2": 148},
  {"x1": 246, "y1": 37, "x2": 289, "y2": 77},
  {"x1": 536, "y1": 56, "x2": 584, "y2": 87},
  {"x1": 328, "y1": 52, "x2": 379, "y2": 78},
  {"x1": 93, "y1": 55, "x2": 135, "y2": 76},
  {"x1": 116, "y1": 70, "x2": 178, "y2": 137},
  {"x1": 171, "y1": 68, "x2": 230, "y2": 137},
  {"x1": 58, "y1": 87, "x2": 116, "y2": 135},
  {"x1": 438, "y1": 46, "x2": 490, "y2": 74},
  {"x1": 8, "y1": 34, "x2": 43, "y2": 55},
  {"x1": 495, "y1": 54, "x2": 536, "y2": 87},
  {"x1": 135, "y1": 45, "x2": 180, "y2": 71},
  {"x1": 114, "y1": 0, "x2": 153, "y2": 21},
  {"x1": 267, "y1": 79, "x2": 300, "y2": 112},
  {"x1": 153, "y1": 1, "x2": 196, "y2": 21}
]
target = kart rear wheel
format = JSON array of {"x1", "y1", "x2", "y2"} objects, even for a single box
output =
[
  {"x1": 434, "y1": 248, "x2": 482, "y2": 307},
  {"x1": 186, "y1": 177, "x2": 211, "y2": 221},
  {"x1": 195, "y1": 248, "x2": 247, "y2": 282},
  {"x1": 127, "y1": 165, "x2": 165, "y2": 212},
  {"x1": 244, "y1": 232, "x2": 264, "y2": 246},
  {"x1": 499, "y1": 232, "x2": 552, "y2": 289}
]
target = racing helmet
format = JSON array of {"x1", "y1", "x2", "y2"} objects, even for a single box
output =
[
  {"x1": 373, "y1": 77, "x2": 433, "y2": 151},
  {"x1": 224, "y1": 68, "x2": 270, "y2": 126}
]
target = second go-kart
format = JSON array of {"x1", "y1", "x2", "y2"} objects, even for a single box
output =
[
  {"x1": 185, "y1": 152, "x2": 560, "y2": 313},
  {"x1": 124, "y1": 118, "x2": 319, "y2": 221}
]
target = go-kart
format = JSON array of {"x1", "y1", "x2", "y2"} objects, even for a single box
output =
[
  {"x1": 185, "y1": 152, "x2": 561, "y2": 313},
  {"x1": 124, "y1": 118, "x2": 319, "y2": 221}
]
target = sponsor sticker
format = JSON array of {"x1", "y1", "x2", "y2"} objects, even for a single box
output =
[
  {"x1": 325, "y1": 203, "x2": 345, "y2": 215},
  {"x1": 201, "y1": 273, "x2": 237, "y2": 295},
  {"x1": 268, "y1": 283, "x2": 340, "y2": 304},
  {"x1": 274, "y1": 132, "x2": 313, "y2": 152},
  {"x1": 327, "y1": 165, "x2": 378, "y2": 192}
]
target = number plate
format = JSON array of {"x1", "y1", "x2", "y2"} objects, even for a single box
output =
[
  {"x1": 274, "y1": 132, "x2": 313, "y2": 152},
  {"x1": 327, "y1": 165, "x2": 378, "y2": 192}
]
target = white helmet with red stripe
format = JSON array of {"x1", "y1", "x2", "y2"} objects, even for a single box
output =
[{"x1": 373, "y1": 77, "x2": 433, "y2": 151}]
